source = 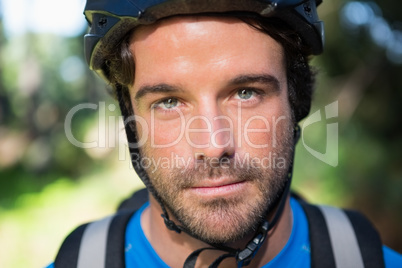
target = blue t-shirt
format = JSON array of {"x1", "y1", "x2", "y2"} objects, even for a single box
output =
[{"x1": 47, "y1": 198, "x2": 402, "y2": 267}]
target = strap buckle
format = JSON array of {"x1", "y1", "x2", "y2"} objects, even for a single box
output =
[{"x1": 236, "y1": 221, "x2": 269, "y2": 267}]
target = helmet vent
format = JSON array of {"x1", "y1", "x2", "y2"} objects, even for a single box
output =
[
  {"x1": 98, "y1": 16, "x2": 108, "y2": 29},
  {"x1": 303, "y1": 2, "x2": 312, "y2": 17}
]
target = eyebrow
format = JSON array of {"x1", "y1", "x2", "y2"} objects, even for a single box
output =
[
  {"x1": 134, "y1": 74, "x2": 281, "y2": 101},
  {"x1": 134, "y1": 84, "x2": 182, "y2": 101},
  {"x1": 228, "y1": 74, "x2": 281, "y2": 92}
]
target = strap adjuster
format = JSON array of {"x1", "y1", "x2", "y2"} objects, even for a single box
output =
[{"x1": 236, "y1": 221, "x2": 269, "y2": 267}]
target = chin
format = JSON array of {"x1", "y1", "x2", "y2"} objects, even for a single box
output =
[{"x1": 173, "y1": 194, "x2": 266, "y2": 244}]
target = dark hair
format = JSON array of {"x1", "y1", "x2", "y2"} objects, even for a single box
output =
[{"x1": 102, "y1": 15, "x2": 316, "y2": 123}]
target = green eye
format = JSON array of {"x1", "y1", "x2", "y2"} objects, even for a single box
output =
[
  {"x1": 237, "y1": 89, "x2": 253, "y2": 100},
  {"x1": 159, "y1": 98, "x2": 178, "y2": 109}
]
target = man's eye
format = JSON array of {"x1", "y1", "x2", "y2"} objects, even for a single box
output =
[
  {"x1": 236, "y1": 89, "x2": 254, "y2": 100},
  {"x1": 153, "y1": 98, "x2": 179, "y2": 109}
]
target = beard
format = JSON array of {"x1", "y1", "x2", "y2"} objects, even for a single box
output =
[{"x1": 140, "y1": 125, "x2": 294, "y2": 245}]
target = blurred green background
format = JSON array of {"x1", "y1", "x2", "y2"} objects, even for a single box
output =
[{"x1": 0, "y1": 0, "x2": 401, "y2": 267}]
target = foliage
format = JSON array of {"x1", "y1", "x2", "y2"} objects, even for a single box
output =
[{"x1": 0, "y1": 28, "x2": 117, "y2": 208}]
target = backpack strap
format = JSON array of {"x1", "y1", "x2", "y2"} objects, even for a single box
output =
[
  {"x1": 117, "y1": 187, "x2": 149, "y2": 211},
  {"x1": 343, "y1": 210, "x2": 385, "y2": 268},
  {"x1": 54, "y1": 188, "x2": 149, "y2": 268},
  {"x1": 300, "y1": 202, "x2": 385, "y2": 268},
  {"x1": 54, "y1": 223, "x2": 89, "y2": 268},
  {"x1": 54, "y1": 210, "x2": 135, "y2": 268},
  {"x1": 300, "y1": 203, "x2": 336, "y2": 268}
]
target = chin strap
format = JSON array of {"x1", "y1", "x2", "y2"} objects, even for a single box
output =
[{"x1": 161, "y1": 213, "x2": 183, "y2": 233}]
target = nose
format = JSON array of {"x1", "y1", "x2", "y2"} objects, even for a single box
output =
[{"x1": 187, "y1": 101, "x2": 235, "y2": 162}]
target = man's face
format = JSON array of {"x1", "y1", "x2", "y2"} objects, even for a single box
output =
[{"x1": 129, "y1": 17, "x2": 294, "y2": 244}]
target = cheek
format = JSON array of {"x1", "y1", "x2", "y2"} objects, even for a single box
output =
[
  {"x1": 153, "y1": 121, "x2": 184, "y2": 147},
  {"x1": 238, "y1": 105, "x2": 292, "y2": 152},
  {"x1": 138, "y1": 116, "x2": 188, "y2": 157},
  {"x1": 242, "y1": 117, "x2": 273, "y2": 149},
  {"x1": 132, "y1": 104, "x2": 183, "y2": 149}
]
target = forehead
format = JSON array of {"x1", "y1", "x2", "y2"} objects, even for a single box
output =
[
  {"x1": 129, "y1": 16, "x2": 285, "y2": 88},
  {"x1": 132, "y1": 15, "x2": 265, "y2": 41}
]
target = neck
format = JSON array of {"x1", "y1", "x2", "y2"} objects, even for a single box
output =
[{"x1": 141, "y1": 194, "x2": 293, "y2": 268}]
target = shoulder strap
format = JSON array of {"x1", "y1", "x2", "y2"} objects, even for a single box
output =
[
  {"x1": 343, "y1": 209, "x2": 385, "y2": 268},
  {"x1": 54, "y1": 223, "x2": 89, "y2": 268},
  {"x1": 117, "y1": 187, "x2": 149, "y2": 211},
  {"x1": 54, "y1": 210, "x2": 135, "y2": 268},
  {"x1": 299, "y1": 202, "x2": 385, "y2": 268},
  {"x1": 54, "y1": 188, "x2": 149, "y2": 268}
]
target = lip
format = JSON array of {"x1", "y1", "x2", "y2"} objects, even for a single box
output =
[{"x1": 189, "y1": 178, "x2": 248, "y2": 197}]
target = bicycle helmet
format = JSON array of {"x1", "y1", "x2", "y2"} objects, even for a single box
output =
[
  {"x1": 82, "y1": 1, "x2": 324, "y2": 267},
  {"x1": 84, "y1": 0, "x2": 324, "y2": 82}
]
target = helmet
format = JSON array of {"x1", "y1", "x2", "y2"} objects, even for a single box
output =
[{"x1": 84, "y1": 0, "x2": 324, "y2": 82}]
